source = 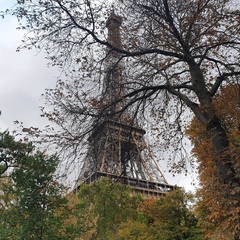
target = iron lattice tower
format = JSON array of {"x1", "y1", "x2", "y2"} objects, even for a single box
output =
[{"x1": 76, "y1": 12, "x2": 176, "y2": 197}]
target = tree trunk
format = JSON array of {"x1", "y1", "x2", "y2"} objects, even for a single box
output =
[
  {"x1": 207, "y1": 115, "x2": 240, "y2": 238},
  {"x1": 189, "y1": 62, "x2": 239, "y2": 187},
  {"x1": 206, "y1": 115, "x2": 238, "y2": 186}
]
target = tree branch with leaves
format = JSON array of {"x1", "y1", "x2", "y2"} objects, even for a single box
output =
[{"x1": 5, "y1": 0, "x2": 240, "y2": 216}]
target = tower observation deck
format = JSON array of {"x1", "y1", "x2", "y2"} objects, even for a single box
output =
[{"x1": 75, "y1": 12, "x2": 176, "y2": 197}]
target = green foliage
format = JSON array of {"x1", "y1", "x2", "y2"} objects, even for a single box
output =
[
  {"x1": 76, "y1": 178, "x2": 139, "y2": 240},
  {"x1": 11, "y1": 152, "x2": 67, "y2": 239},
  {"x1": 0, "y1": 131, "x2": 33, "y2": 177},
  {"x1": 118, "y1": 220, "x2": 156, "y2": 240},
  {"x1": 118, "y1": 189, "x2": 202, "y2": 240},
  {"x1": 0, "y1": 134, "x2": 76, "y2": 239},
  {"x1": 0, "y1": 177, "x2": 19, "y2": 239},
  {"x1": 73, "y1": 179, "x2": 202, "y2": 240}
]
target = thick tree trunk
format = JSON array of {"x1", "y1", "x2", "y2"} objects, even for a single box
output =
[
  {"x1": 206, "y1": 115, "x2": 237, "y2": 186},
  {"x1": 207, "y1": 115, "x2": 240, "y2": 238},
  {"x1": 189, "y1": 61, "x2": 240, "y2": 236},
  {"x1": 207, "y1": 115, "x2": 240, "y2": 240},
  {"x1": 189, "y1": 61, "x2": 239, "y2": 187}
]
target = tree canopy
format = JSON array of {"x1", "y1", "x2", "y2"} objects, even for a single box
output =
[
  {"x1": 70, "y1": 178, "x2": 202, "y2": 240},
  {"x1": 0, "y1": 140, "x2": 75, "y2": 239},
  {"x1": 118, "y1": 189, "x2": 202, "y2": 240},
  {"x1": 4, "y1": 0, "x2": 240, "y2": 220},
  {"x1": 0, "y1": 131, "x2": 33, "y2": 178},
  {"x1": 186, "y1": 84, "x2": 240, "y2": 239}
]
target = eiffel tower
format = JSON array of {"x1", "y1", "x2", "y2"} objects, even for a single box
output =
[{"x1": 75, "y1": 12, "x2": 176, "y2": 197}]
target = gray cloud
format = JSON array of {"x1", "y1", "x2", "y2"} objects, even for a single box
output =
[{"x1": 0, "y1": 15, "x2": 58, "y2": 131}]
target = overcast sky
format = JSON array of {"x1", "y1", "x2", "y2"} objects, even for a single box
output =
[
  {"x1": 0, "y1": 0, "x2": 198, "y2": 191},
  {"x1": 0, "y1": 1, "x2": 58, "y2": 132}
]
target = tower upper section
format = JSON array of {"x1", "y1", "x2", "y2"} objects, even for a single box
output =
[
  {"x1": 106, "y1": 12, "x2": 123, "y2": 49},
  {"x1": 102, "y1": 12, "x2": 125, "y2": 118}
]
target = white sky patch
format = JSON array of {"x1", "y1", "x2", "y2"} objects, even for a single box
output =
[{"x1": 0, "y1": 5, "x2": 58, "y2": 131}]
